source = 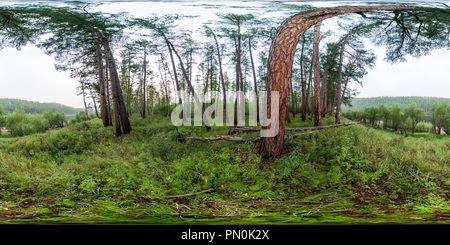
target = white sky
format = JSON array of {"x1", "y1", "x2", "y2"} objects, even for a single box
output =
[{"x1": 0, "y1": 0, "x2": 449, "y2": 108}]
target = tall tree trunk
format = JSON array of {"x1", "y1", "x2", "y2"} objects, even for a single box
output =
[
  {"x1": 300, "y1": 40, "x2": 307, "y2": 121},
  {"x1": 211, "y1": 30, "x2": 227, "y2": 122},
  {"x1": 166, "y1": 39, "x2": 182, "y2": 106},
  {"x1": 96, "y1": 44, "x2": 110, "y2": 127},
  {"x1": 127, "y1": 54, "x2": 132, "y2": 116},
  {"x1": 202, "y1": 59, "x2": 210, "y2": 114},
  {"x1": 168, "y1": 40, "x2": 212, "y2": 131},
  {"x1": 157, "y1": 57, "x2": 170, "y2": 116},
  {"x1": 320, "y1": 46, "x2": 337, "y2": 117},
  {"x1": 103, "y1": 39, "x2": 132, "y2": 135},
  {"x1": 260, "y1": 5, "x2": 417, "y2": 158},
  {"x1": 249, "y1": 37, "x2": 260, "y2": 123},
  {"x1": 234, "y1": 20, "x2": 242, "y2": 126},
  {"x1": 88, "y1": 27, "x2": 132, "y2": 136},
  {"x1": 165, "y1": 39, "x2": 186, "y2": 122},
  {"x1": 305, "y1": 60, "x2": 313, "y2": 116},
  {"x1": 313, "y1": 21, "x2": 322, "y2": 126},
  {"x1": 105, "y1": 56, "x2": 112, "y2": 126},
  {"x1": 142, "y1": 45, "x2": 147, "y2": 118},
  {"x1": 335, "y1": 27, "x2": 356, "y2": 124}
]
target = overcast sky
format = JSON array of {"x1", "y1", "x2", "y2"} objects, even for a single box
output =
[{"x1": 0, "y1": 0, "x2": 449, "y2": 108}]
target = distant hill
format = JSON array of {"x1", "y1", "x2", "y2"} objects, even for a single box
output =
[
  {"x1": 342, "y1": 96, "x2": 450, "y2": 112},
  {"x1": 0, "y1": 98, "x2": 84, "y2": 115}
]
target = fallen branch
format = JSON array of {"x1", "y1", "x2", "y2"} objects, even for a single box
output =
[
  {"x1": 166, "y1": 188, "x2": 216, "y2": 198},
  {"x1": 287, "y1": 122, "x2": 360, "y2": 131},
  {"x1": 228, "y1": 122, "x2": 359, "y2": 135}
]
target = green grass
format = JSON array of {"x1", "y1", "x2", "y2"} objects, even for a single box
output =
[{"x1": 0, "y1": 114, "x2": 449, "y2": 224}]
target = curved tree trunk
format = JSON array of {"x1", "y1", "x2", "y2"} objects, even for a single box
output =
[
  {"x1": 96, "y1": 44, "x2": 111, "y2": 127},
  {"x1": 260, "y1": 5, "x2": 418, "y2": 158}
]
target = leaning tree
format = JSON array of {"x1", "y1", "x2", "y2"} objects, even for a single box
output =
[
  {"x1": 259, "y1": 5, "x2": 430, "y2": 158},
  {"x1": 4, "y1": 5, "x2": 132, "y2": 136}
]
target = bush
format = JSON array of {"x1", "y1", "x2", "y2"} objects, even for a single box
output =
[
  {"x1": 69, "y1": 111, "x2": 97, "y2": 125},
  {"x1": 43, "y1": 111, "x2": 68, "y2": 128},
  {"x1": 416, "y1": 121, "x2": 433, "y2": 133},
  {"x1": 6, "y1": 109, "x2": 49, "y2": 136}
]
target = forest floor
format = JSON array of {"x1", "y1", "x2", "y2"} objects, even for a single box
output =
[{"x1": 1, "y1": 114, "x2": 450, "y2": 225}]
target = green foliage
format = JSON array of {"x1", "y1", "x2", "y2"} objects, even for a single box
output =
[
  {"x1": 431, "y1": 102, "x2": 450, "y2": 135},
  {"x1": 415, "y1": 122, "x2": 433, "y2": 133},
  {"x1": 69, "y1": 111, "x2": 96, "y2": 125},
  {"x1": 0, "y1": 98, "x2": 84, "y2": 115},
  {"x1": 343, "y1": 96, "x2": 450, "y2": 112},
  {"x1": 1, "y1": 3, "x2": 450, "y2": 223},
  {"x1": 345, "y1": 101, "x2": 448, "y2": 136},
  {"x1": 5, "y1": 109, "x2": 48, "y2": 136},
  {"x1": 4, "y1": 108, "x2": 69, "y2": 137},
  {"x1": 0, "y1": 106, "x2": 6, "y2": 135},
  {"x1": 404, "y1": 103, "x2": 425, "y2": 133},
  {"x1": 0, "y1": 114, "x2": 449, "y2": 223},
  {"x1": 43, "y1": 110, "x2": 68, "y2": 128}
]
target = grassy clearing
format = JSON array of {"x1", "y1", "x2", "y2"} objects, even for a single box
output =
[{"x1": 0, "y1": 115, "x2": 449, "y2": 224}]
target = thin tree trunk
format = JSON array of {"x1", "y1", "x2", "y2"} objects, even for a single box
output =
[
  {"x1": 96, "y1": 44, "x2": 110, "y2": 126},
  {"x1": 202, "y1": 60, "x2": 210, "y2": 114},
  {"x1": 168, "y1": 40, "x2": 212, "y2": 131},
  {"x1": 320, "y1": 46, "x2": 337, "y2": 116},
  {"x1": 158, "y1": 57, "x2": 170, "y2": 116},
  {"x1": 89, "y1": 87, "x2": 99, "y2": 118},
  {"x1": 211, "y1": 30, "x2": 227, "y2": 122},
  {"x1": 81, "y1": 83, "x2": 89, "y2": 120},
  {"x1": 142, "y1": 45, "x2": 147, "y2": 118},
  {"x1": 300, "y1": 40, "x2": 306, "y2": 121},
  {"x1": 234, "y1": 21, "x2": 242, "y2": 126},
  {"x1": 167, "y1": 39, "x2": 182, "y2": 106},
  {"x1": 335, "y1": 27, "x2": 356, "y2": 124},
  {"x1": 313, "y1": 21, "x2": 322, "y2": 126},
  {"x1": 105, "y1": 58, "x2": 112, "y2": 126},
  {"x1": 249, "y1": 37, "x2": 260, "y2": 123},
  {"x1": 305, "y1": 60, "x2": 313, "y2": 115}
]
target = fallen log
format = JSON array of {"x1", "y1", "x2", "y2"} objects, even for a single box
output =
[
  {"x1": 287, "y1": 122, "x2": 360, "y2": 131},
  {"x1": 178, "y1": 135, "x2": 260, "y2": 142},
  {"x1": 228, "y1": 122, "x2": 359, "y2": 135},
  {"x1": 179, "y1": 122, "x2": 360, "y2": 142},
  {"x1": 228, "y1": 126, "x2": 260, "y2": 135},
  {"x1": 179, "y1": 131, "x2": 318, "y2": 142}
]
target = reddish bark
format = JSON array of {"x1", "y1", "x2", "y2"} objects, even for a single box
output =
[{"x1": 260, "y1": 6, "x2": 418, "y2": 158}]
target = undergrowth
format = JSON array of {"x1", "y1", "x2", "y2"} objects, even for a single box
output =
[{"x1": 1, "y1": 115, "x2": 449, "y2": 223}]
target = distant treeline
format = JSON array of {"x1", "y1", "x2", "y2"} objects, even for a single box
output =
[
  {"x1": 0, "y1": 98, "x2": 84, "y2": 115},
  {"x1": 344, "y1": 101, "x2": 450, "y2": 135},
  {"x1": 342, "y1": 97, "x2": 450, "y2": 113}
]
